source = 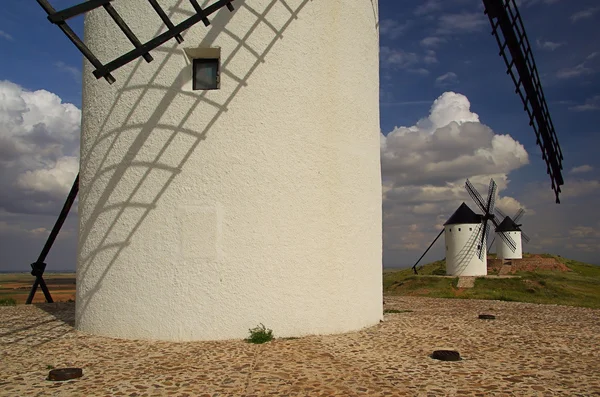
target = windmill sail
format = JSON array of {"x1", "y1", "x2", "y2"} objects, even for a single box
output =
[
  {"x1": 465, "y1": 179, "x2": 516, "y2": 257},
  {"x1": 35, "y1": 0, "x2": 236, "y2": 83},
  {"x1": 483, "y1": 0, "x2": 564, "y2": 203}
]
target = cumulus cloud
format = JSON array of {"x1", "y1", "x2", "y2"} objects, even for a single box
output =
[
  {"x1": 381, "y1": 88, "x2": 600, "y2": 266},
  {"x1": 0, "y1": 80, "x2": 80, "y2": 215},
  {"x1": 556, "y1": 63, "x2": 594, "y2": 79},
  {"x1": 55, "y1": 62, "x2": 82, "y2": 83},
  {"x1": 17, "y1": 156, "x2": 79, "y2": 196},
  {"x1": 563, "y1": 226, "x2": 600, "y2": 253},
  {"x1": 536, "y1": 39, "x2": 564, "y2": 51},
  {"x1": 570, "y1": 165, "x2": 593, "y2": 174},
  {"x1": 423, "y1": 50, "x2": 438, "y2": 64},
  {"x1": 381, "y1": 92, "x2": 530, "y2": 266},
  {"x1": 437, "y1": 13, "x2": 488, "y2": 35},
  {"x1": 569, "y1": 226, "x2": 600, "y2": 239},
  {"x1": 561, "y1": 179, "x2": 600, "y2": 199},
  {"x1": 569, "y1": 96, "x2": 600, "y2": 112},
  {"x1": 570, "y1": 7, "x2": 600, "y2": 23},
  {"x1": 380, "y1": 47, "x2": 419, "y2": 69},
  {"x1": 420, "y1": 36, "x2": 446, "y2": 47},
  {"x1": 414, "y1": 0, "x2": 442, "y2": 16},
  {"x1": 0, "y1": 30, "x2": 13, "y2": 41},
  {"x1": 380, "y1": 47, "x2": 435, "y2": 75},
  {"x1": 435, "y1": 72, "x2": 459, "y2": 87},
  {"x1": 517, "y1": 0, "x2": 561, "y2": 6},
  {"x1": 379, "y1": 19, "x2": 411, "y2": 40}
]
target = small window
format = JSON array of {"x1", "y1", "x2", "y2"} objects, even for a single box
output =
[
  {"x1": 449, "y1": 228, "x2": 452, "y2": 232},
  {"x1": 469, "y1": 227, "x2": 472, "y2": 231},
  {"x1": 192, "y1": 58, "x2": 220, "y2": 90},
  {"x1": 458, "y1": 228, "x2": 461, "y2": 231}
]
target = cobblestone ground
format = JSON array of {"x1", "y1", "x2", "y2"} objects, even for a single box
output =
[{"x1": 1, "y1": 297, "x2": 599, "y2": 396}]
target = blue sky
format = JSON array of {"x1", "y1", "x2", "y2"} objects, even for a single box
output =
[
  {"x1": 377, "y1": 0, "x2": 600, "y2": 267},
  {"x1": 0, "y1": 0, "x2": 599, "y2": 272}
]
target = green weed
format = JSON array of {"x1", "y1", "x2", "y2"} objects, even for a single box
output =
[{"x1": 246, "y1": 323, "x2": 274, "y2": 344}]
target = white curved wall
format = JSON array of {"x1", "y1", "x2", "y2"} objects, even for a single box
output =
[
  {"x1": 495, "y1": 231, "x2": 523, "y2": 260},
  {"x1": 444, "y1": 224, "x2": 487, "y2": 276},
  {"x1": 76, "y1": 0, "x2": 382, "y2": 341}
]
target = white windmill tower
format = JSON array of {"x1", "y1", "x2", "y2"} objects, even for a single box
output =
[
  {"x1": 412, "y1": 179, "x2": 518, "y2": 277},
  {"x1": 443, "y1": 202, "x2": 487, "y2": 276},
  {"x1": 31, "y1": 0, "x2": 383, "y2": 341},
  {"x1": 489, "y1": 208, "x2": 530, "y2": 260}
]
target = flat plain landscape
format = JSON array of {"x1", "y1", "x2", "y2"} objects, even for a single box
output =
[
  {"x1": 0, "y1": 273, "x2": 75, "y2": 304},
  {"x1": 2, "y1": 253, "x2": 599, "y2": 308}
]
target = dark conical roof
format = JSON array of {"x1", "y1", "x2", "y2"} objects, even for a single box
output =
[
  {"x1": 444, "y1": 202, "x2": 482, "y2": 225},
  {"x1": 495, "y1": 216, "x2": 521, "y2": 232}
]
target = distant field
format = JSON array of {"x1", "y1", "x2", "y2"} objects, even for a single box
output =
[
  {"x1": 0, "y1": 273, "x2": 75, "y2": 304},
  {"x1": 3, "y1": 256, "x2": 600, "y2": 309},
  {"x1": 384, "y1": 255, "x2": 600, "y2": 309}
]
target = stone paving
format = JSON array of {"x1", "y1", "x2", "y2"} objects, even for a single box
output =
[{"x1": 1, "y1": 297, "x2": 599, "y2": 396}]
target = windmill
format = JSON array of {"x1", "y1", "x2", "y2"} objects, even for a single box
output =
[
  {"x1": 412, "y1": 178, "x2": 518, "y2": 277},
  {"x1": 488, "y1": 208, "x2": 531, "y2": 260},
  {"x1": 25, "y1": 0, "x2": 564, "y2": 342},
  {"x1": 28, "y1": 0, "x2": 383, "y2": 342}
]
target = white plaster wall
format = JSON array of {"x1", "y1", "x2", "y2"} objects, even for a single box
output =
[
  {"x1": 76, "y1": 0, "x2": 382, "y2": 341},
  {"x1": 495, "y1": 231, "x2": 523, "y2": 260},
  {"x1": 444, "y1": 224, "x2": 487, "y2": 276}
]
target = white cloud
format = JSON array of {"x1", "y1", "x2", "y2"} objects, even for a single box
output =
[
  {"x1": 380, "y1": 47, "x2": 434, "y2": 75},
  {"x1": 570, "y1": 165, "x2": 594, "y2": 174},
  {"x1": 517, "y1": 0, "x2": 561, "y2": 6},
  {"x1": 410, "y1": 68, "x2": 430, "y2": 75},
  {"x1": 536, "y1": 39, "x2": 564, "y2": 51},
  {"x1": 423, "y1": 50, "x2": 438, "y2": 64},
  {"x1": 0, "y1": 80, "x2": 80, "y2": 215},
  {"x1": 437, "y1": 13, "x2": 488, "y2": 35},
  {"x1": 570, "y1": 7, "x2": 600, "y2": 22},
  {"x1": 55, "y1": 62, "x2": 82, "y2": 82},
  {"x1": 380, "y1": 47, "x2": 419, "y2": 69},
  {"x1": 415, "y1": 0, "x2": 442, "y2": 16},
  {"x1": 495, "y1": 196, "x2": 533, "y2": 217},
  {"x1": 565, "y1": 226, "x2": 600, "y2": 253},
  {"x1": 569, "y1": 226, "x2": 600, "y2": 239},
  {"x1": 17, "y1": 156, "x2": 78, "y2": 196},
  {"x1": 569, "y1": 95, "x2": 600, "y2": 112},
  {"x1": 561, "y1": 179, "x2": 600, "y2": 199},
  {"x1": 435, "y1": 72, "x2": 459, "y2": 87},
  {"x1": 379, "y1": 19, "x2": 411, "y2": 39},
  {"x1": 556, "y1": 63, "x2": 594, "y2": 79},
  {"x1": 420, "y1": 36, "x2": 446, "y2": 47},
  {"x1": 0, "y1": 30, "x2": 13, "y2": 41},
  {"x1": 381, "y1": 92, "x2": 530, "y2": 264}
]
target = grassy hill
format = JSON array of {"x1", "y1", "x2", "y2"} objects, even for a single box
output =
[{"x1": 384, "y1": 255, "x2": 600, "y2": 309}]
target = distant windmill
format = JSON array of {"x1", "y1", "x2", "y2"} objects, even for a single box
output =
[
  {"x1": 412, "y1": 179, "x2": 517, "y2": 276},
  {"x1": 488, "y1": 208, "x2": 531, "y2": 260}
]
